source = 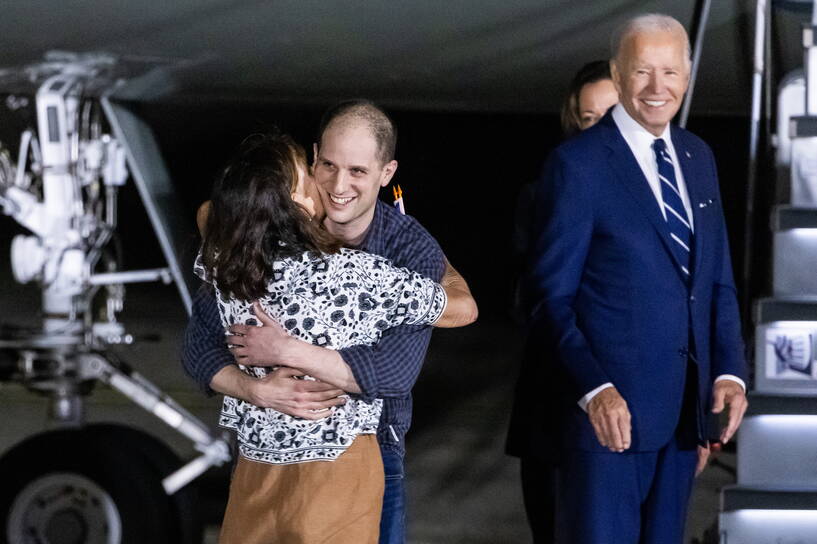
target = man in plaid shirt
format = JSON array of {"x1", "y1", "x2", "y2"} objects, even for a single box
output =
[{"x1": 182, "y1": 100, "x2": 445, "y2": 543}]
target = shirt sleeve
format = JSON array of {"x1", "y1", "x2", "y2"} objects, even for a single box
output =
[
  {"x1": 714, "y1": 374, "x2": 746, "y2": 392},
  {"x1": 577, "y1": 382, "x2": 614, "y2": 412},
  {"x1": 706, "y1": 146, "x2": 748, "y2": 382},
  {"x1": 365, "y1": 255, "x2": 447, "y2": 327},
  {"x1": 528, "y1": 149, "x2": 613, "y2": 397},
  {"x1": 339, "y1": 227, "x2": 445, "y2": 402},
  {"x1": 181, "y1": 286, "x2": 235, "y2": 395}
]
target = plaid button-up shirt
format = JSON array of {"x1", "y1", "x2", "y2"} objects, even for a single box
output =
[{"x1": 181, "y1": 200, "x2": 445, "y2": 457}]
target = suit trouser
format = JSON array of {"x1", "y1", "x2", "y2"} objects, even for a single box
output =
[
  {"x1": 520, "y1": 457, "x2": 557, "y2": 543},
  {"x1": 555, "y1": 436, "x2": 697, "y2": 544}
]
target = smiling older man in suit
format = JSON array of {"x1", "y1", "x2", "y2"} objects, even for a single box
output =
[{"x1": 526, "y1": 14, "x2": 748, "y2": 543}]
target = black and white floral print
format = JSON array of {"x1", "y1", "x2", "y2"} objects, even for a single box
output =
[{"x1": 194, "y1": 248, "x2": 446, "y2": 464}]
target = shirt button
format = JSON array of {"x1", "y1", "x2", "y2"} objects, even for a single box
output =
[{"x1": 689, "y1": 295, "x2": 696, "y2": 303}]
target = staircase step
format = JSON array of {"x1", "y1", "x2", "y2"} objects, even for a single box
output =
[{"x1": 754, "y1": 297, "x2": 817, "y2": 324}]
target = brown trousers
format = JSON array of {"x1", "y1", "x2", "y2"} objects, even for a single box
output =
[{"x1": 219, "y1": 434, "x2": 384, "y2": 544}]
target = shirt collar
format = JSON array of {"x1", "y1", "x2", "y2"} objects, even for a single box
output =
[{"x1": 611, "y1": 103, "x2": 672, "y2": 154}]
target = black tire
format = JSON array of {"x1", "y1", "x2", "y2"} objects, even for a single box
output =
[
  {"x1": 84, "y1": 424, "x2": 203, "y2": 544},
  {"x1": 0, "y1": 426, "x2": 198, "y2": 544}
]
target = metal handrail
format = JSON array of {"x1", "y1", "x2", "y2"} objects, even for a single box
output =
[{"x1": 679, "y1": 0, "x2": 713, "y2": 128}]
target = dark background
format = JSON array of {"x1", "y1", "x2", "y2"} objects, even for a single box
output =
[{"x1": 115, "y1": 101, "x2": 756, "y2": 319}]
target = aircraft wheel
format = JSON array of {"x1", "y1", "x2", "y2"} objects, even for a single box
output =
[
  {"x1": 85, "y1": 424, "x2": 203, "y2": 544},
  {"x1": 0, "y1": 426, "x2": 197, "y2": 544}
]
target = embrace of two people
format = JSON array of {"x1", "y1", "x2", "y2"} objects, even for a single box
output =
[{"x1": 183, "y1": 101, "x2": 477, "y2": 543}]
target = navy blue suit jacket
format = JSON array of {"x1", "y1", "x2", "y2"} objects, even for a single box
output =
[{"x1": 527, "y1": 112, "x2": 746, "y2": 453}]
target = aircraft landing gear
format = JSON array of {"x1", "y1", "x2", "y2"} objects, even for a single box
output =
[{"x1": 0, "y1": 424, "x2": 203, "y2": 544}]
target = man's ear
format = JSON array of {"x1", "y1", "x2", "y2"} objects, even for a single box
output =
[
  {"x1": 312, "y1": 143, "x2": 319, "y2": 167},
  {"x1": 196, "y1": 200, "x2": 211, "y2": 237},
  {"x1": 610, "y1": 59, "x2": 623, "y2": 95},
  {"x1": 380, "y1": 160, "x2": 398, "y2": 187}
]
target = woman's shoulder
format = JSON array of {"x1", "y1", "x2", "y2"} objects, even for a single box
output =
[
  {"x1": 276, "y1": 249, "x2": 405, "y2": 292},
  {"x1": 273, "y1": 249, "x2": 367, "y2": 283},
  {"x1": 336, "y1": 248, "x2": 402, "y2": 278},
  {"x1": 337, "y1": 247, "x2": 389, "y2": 264}
]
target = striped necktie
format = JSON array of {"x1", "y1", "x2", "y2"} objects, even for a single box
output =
[{"x1": 653, "y1": 138, "x2": 692, "y2": 278}]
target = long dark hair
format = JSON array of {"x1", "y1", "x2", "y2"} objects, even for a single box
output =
[
  {"x1": 560, "y1": 60, "x2": 613, "y2": 137},
  {"x1": 200, "y1": 132, "x2": 340, "y2": 301}
]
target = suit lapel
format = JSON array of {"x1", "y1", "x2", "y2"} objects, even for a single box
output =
[
  {"x1": 600, "y1": 115, "x2": 685, "y2": 281},
  {"x1": 671, "y1": 126, "x2": 706, "y2": 287}
]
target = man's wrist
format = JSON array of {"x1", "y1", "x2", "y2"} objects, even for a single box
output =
[
  {"x1": 240, "y1": 373, "x2": 258, "y2": 405},
  {"x1": 579, "y1": 382, "x2": 614, "y2": 412},
  {"x1": 283, "y1": 342, "x2": 361, "y2": 394},
  {"x1": 714, "y1": 374, "x2": 746, "y2": 392},
  {"x1": 276, "y1": 336, "x2": 313, "y2": 370},
  {"x1": 210, "y1": 364, "x2": 256, "y2": 404}
]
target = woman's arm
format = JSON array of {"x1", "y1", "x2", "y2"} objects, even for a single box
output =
[{"x1": 435, "y1": 259, "x2": 478, "y2": 328}]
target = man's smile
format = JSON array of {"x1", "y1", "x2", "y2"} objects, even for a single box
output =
[
  {"x1": 642, "y1": 99, "x2": 668, "y2": 108},
  {"x1": 328, "y1": 194, "x2": 354, "y2": 205}
]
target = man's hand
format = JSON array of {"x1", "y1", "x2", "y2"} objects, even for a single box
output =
[
  {"x1": 696, "y1": 444, "x2": 710, "y2": 476},
  {"x1": 227, "y1": 302, "x2": 293, "y2": 366},
  {"x1": 712, "y1": 380, "x2": 748, "y2": 444},
  {"x1": 227, "y1": 302, "x2": 363, "y2": 393},
  {"x1": 587, "y1": 387, "x2": 631, "y2": 452},
  {"x1": 231, "y1": 365, "x2": 346, "y2": 420}
]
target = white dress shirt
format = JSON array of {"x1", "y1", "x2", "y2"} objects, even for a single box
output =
[{"x1": 578, "y1": 104, "x2": 745, "y2": 411}]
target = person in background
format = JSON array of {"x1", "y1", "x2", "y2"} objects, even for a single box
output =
[
  {"x1": 560, "y1": 59, "x2": 620, "y2": 137},
  {"x1": 505, "y1": 59, "x2": 619, "y2": 544}
]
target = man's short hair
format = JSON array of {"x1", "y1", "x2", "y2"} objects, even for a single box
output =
[
  {"x1": 317, "y1": 99, "x2": 397, "y2": 165},
  {"x1": 611, "y1": 14, "x2": 691, "y2": 65}
]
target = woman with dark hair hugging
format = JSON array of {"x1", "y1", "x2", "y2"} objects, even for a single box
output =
[{"x1": 195, "y1": 132, "x2": 476, "y2": 543}]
